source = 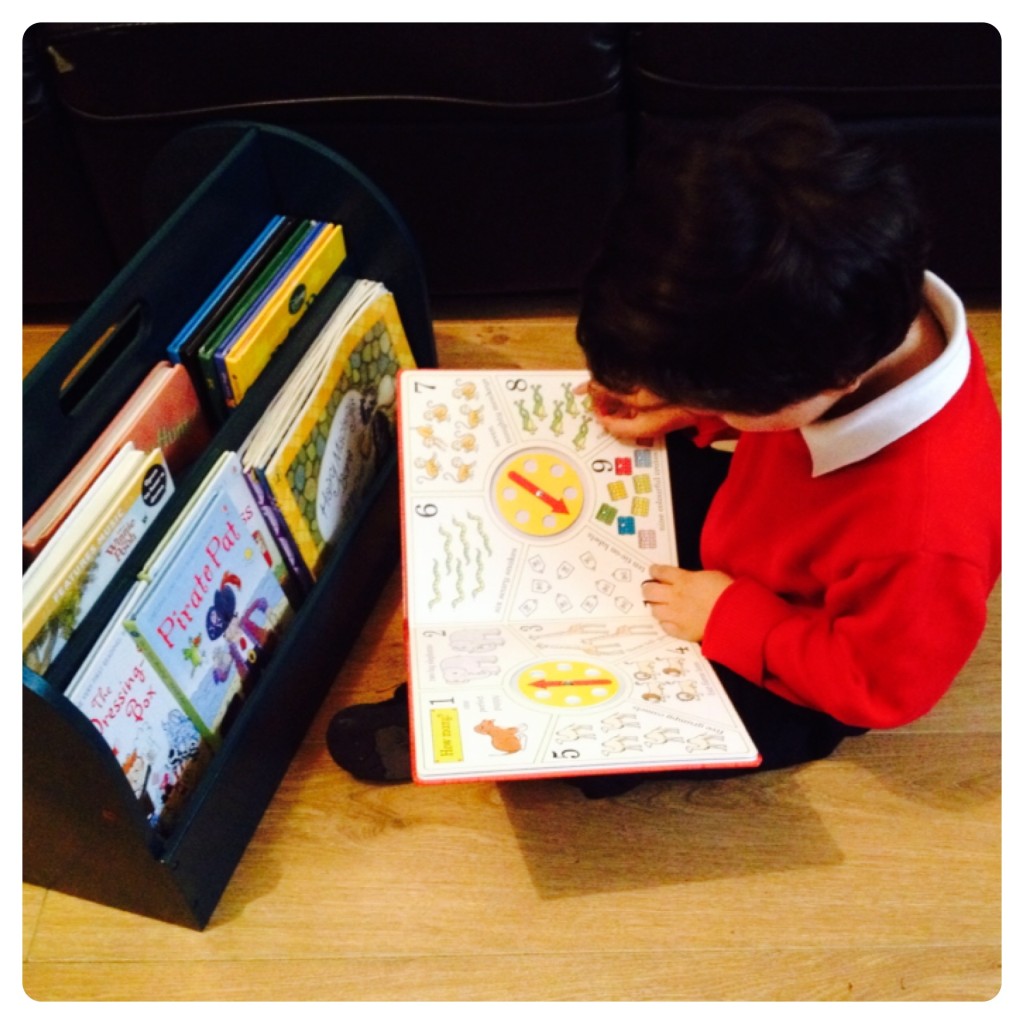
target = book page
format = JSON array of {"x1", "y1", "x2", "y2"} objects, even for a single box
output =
[{"x1": 398, "y1": 369, "x2": 759, "y2": 782}]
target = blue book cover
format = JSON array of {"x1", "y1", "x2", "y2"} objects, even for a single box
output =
[{"x1": 167, "y1": 214, "x2": 286, "y2": 363}]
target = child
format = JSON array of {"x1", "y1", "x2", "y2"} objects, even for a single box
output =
[{"x1": 328, "y1": 102, "x2": 1001, "y2": 795}]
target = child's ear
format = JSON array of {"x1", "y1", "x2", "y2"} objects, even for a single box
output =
[{"x1": 832, "y1": 376, "x2": 864, "y2": 398}]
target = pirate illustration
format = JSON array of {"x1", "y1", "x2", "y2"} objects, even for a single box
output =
[{"x1": 206, "y1": 571, "x2": 270, "y2": 685}]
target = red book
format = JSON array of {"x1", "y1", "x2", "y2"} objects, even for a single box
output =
[{"x1": 23, "y1": 362, "x2": 211, "y2": 559}]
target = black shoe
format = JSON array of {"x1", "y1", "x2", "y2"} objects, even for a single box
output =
[
  {"x1": 326, "y1": 683, "x2": 412, "y2": 782},
  {"x1": 570, "y1": 774, "x2": 643, "y2": 799}
]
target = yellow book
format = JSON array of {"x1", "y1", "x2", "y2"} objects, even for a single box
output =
[
  {"x1": 223, "y1": 223, "x2": 347, "y2": 406},
  {"x1": 261, "y1": 283, "x2": 416, "y2": 579}
]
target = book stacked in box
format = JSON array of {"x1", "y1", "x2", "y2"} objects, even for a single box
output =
[
  {"x1": 24, "y1": 209, "x2": 416, "y2": 836},
  {"x1": 22, "y1": 123, "x2": 439, "y2": 929}
]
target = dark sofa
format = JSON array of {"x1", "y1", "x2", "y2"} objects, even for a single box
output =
[{"x1": 23, "y1": 22, "x2": 1001, "y2": 311}]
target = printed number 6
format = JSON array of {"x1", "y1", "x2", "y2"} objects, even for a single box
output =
[{"x1": 415, "y1": 503, "x2": 438, "y2": 517}]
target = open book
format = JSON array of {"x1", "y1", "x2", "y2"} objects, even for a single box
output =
[{"x1": 398, "y1": 369, "x2": 760, "y2": 783}]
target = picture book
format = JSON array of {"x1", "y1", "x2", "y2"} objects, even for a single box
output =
[
  {"x1": 397, "y1": 369, "x2": 760, "y2": 784},
  {"x1": 211, "y1": 449, "x2": 294, "y2": 602},
  {"x1": 173, "y1": 215, "x2": 302, "y2": 419},
  {"x1": 23, "y1": 444, "x2": 173, "y2": 674},
  {"x1": 23, "y1": 361, "x2": 211, "y2": 559},
  {"x1": 23, "y1": 444, "x2": 141, "y2": 613},
  {"x1": 210, "y1": 223, "x2": 326, "y2": 401},
  {"x1": 64, "y1": 589, "x2": 214, "y2": 837},
  {"x1": 237, "y1": 286, "x2": 353, "y2": 591},
  {"x1": 196, "y1": 219, "x2": 318, "y2": 417},
  {"x1": 120, "y1": 453, "x2": 293, "y2": 744},
  {"x1": 222, "y1": 221, "x2": 347, "y2": 407},
  {"x1": 168, "y1": 214, "x2": 299, "y2": 363},
  {"x1": 242, "y1": 280, "x2": 417, "y2": 580}
]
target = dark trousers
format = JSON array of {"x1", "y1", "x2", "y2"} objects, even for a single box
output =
[{"x1": 573, "y1": 433, "x2": 867, "y2": 798}]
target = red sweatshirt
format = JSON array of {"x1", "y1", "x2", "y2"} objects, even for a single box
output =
[{"x1": 697, "y1": 273, "x2": 1001, "y2": 728}]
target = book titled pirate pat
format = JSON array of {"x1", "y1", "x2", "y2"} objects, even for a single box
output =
[
  {"x1": 397, "y1": 368, "x2": 760, "y2": 784},
  {"x1": 119, "y1": 452, "x2": 293, "y2": 748}
]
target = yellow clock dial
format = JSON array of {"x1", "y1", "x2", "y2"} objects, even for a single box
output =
[
  {"x1": 491, "y1": 449, "x2": 585, "y2": 538},
  {"x1": 514, "y1": 659, "x2": 620, "y2": 709}
]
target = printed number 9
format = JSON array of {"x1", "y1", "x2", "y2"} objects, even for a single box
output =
[{"x1": 415, "y1": 503, "x2": 438, "y2": 517}]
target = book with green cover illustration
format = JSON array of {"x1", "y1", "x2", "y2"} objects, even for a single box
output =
[{"x1": 247, "y1": 281, "x2": 417, "y2": 579}]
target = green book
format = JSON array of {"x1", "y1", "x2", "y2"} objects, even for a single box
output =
[{"x1": 196, "y1": 219, "x2": 317, "y2": 419}]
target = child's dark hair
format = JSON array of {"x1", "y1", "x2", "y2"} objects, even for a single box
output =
[{"x1": 577, "y1": 102, "x2": 930, "y2": 414}]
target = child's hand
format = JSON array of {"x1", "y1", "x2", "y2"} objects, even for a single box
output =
[
  {"x1": 574, "y1": 381, "x2": 700, "y2": 440},
  {"x1": 641, "y1": 565, "x2": 734, "y2": 642}
]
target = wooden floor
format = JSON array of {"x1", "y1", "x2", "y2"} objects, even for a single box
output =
[{"x1": 21, "y1": 306, "x2": 1003, "y2": 1002}]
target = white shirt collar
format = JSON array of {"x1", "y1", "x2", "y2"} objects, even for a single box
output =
[{"x1": 801, "y1": 272, "x2": 971, "y2": 477}]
